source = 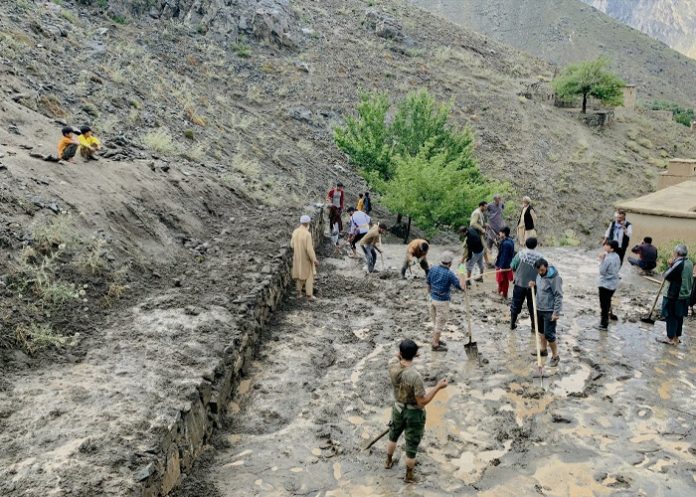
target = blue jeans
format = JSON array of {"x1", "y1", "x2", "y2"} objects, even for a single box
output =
[
  {"x1": 362, "y1": 244, "x2": 377, "y2": 272},
  {"x1": 628, "y1": 257, "x2": 656, "y2": 271}
]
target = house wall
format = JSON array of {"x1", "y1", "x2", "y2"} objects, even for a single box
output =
[{"x1": 627, "y1": 212, "x2": 696, "y2": 246}]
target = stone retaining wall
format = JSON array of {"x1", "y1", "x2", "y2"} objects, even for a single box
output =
[{"x1": 135, "y1": 206, "x2": 325, "y2": 497}]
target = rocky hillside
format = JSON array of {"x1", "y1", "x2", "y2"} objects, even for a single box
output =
[
  {"x1": 411, "y1": 0, "x2": 696, "y2": 107},
  {"x1": 582, "y1": 0, "x2": 696, "y2": 59}
]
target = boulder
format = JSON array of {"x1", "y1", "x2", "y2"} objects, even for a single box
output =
[{"x1": 364, "y1": 9, "x2": 404, "y2": 41}]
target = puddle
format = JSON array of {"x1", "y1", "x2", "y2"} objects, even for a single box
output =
[{"x1": 552, "y1": 363, "x2": 591, "y2": 396}]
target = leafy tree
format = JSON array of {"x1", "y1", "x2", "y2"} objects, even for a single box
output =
[
  {"x1": 381, "y1": 141, "x2": 507, "y2": 236},
  {"x1": 334, "y1": 92, "x2": 392, "y2": 190},
  {"x1": 552, "y1": 57, "x2": 625, "y2": 113},
  {"x1": 335, "y1": 89, "x2": 506, "y2": 236}
]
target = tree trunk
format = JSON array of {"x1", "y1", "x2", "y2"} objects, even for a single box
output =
[
  {"x1": 403, "y1": 216, "x2": 411, "y2": 244},
  {"x1": 582, "y1": 93, "x2": 588, "y2": 114},
  {"x1": 396, "y1": 213, "x2": 403, "y2": 224}
]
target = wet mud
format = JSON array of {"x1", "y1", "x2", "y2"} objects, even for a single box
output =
[{"x1": 175, "y1": 243, "x2": 696, "y2": 497}]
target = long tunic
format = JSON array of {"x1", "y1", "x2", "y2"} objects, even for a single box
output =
[{"x1": 291, "y1": 226, "x2": 317, "y2": 280}]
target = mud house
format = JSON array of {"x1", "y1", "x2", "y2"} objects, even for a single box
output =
[
  {"x1": 657, "y1": 158, "x2": 696, "y2": 189},
  {"x1": 615, "y1": 179, "x2": 696, "y2": 246}
]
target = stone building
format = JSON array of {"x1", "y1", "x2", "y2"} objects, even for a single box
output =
[{"x1": 616, "y1": 159, "x2": 696, "y2": 245}]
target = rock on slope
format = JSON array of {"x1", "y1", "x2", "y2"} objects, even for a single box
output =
[
  {"x1": 411, "y1": 0, "x2": 696, "y2": 106},
  {"x1": 1, "y1": 0, "x2": 696, "y2": 495},
  {"x1": 582, "y1": 0, "x2": 696, "y2": 59}
]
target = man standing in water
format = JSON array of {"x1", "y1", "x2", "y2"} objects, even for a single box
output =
[
  {"x1": 598, "y1": 240, "x2": 621, "y2": 330},
  {"x1": 530, "y1": 258, "x2": 563, "y2": 367},
  {"x1": 510, "y1": 237, "x2": 544, "y2": 331},
  {"x1": 427, "y1": 251, "x2": 463, "y2": 351},
  {"x1": 659, "y1": 244, "x2": 694, "y2": 345},
  {"x1": 290, "y1": 215, "x2": 318, "y2": 302},
  {"x1": 386, "y1": 339, "x2": 448, "y2": 483}
]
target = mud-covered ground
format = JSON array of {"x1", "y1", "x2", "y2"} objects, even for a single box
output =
[{"x1": 175, "y1": 241, "x2": 696, "y2": 497}]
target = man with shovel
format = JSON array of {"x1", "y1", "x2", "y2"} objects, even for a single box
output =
[
  {"x1": 529, "y1": 259, "x2": 563, "y2": 367},
  {"x1": 385, "y1": 339, "x2": 448, "y2": 483},
  {"x1": 658, "y1": 244, "x2": 694, "y2": 345},
  {"x1": 426, "y1": 251, "x2": 463, "y2": 352}
]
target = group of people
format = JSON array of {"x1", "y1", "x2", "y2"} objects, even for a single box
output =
[
  {"x1": 289, "y1": 187, "x2": 695, "y2": 483},
  {"x1": 57, "y1": 126, "x2": 102, "y2": 162}
]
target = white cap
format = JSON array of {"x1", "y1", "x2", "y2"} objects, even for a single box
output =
[
  {"x1": 300, "y1": 215, "x2": 311, "y2": 224},
  {"x1": 441, "y1": 251, "x2": 453, "y2": 264}
]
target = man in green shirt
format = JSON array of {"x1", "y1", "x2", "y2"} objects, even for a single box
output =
[{"x1": 385, "y1": 339, "x2": 448, "y2": 482}]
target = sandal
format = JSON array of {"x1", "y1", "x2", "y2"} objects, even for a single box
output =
[
  {"x1": 431, "y1": 344, "x2": 448, "y2": 352},
  {"x1": 655, "y1": 338, "x2": 676, "y2": 346}
]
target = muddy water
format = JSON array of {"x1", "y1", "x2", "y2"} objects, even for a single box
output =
[{"x1": 176, "y1": 244, "x2": 696, "y2": 497}]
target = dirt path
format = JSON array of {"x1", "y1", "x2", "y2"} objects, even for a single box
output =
[{"x1": 175, "y1": 242, "x2": 696, "y2": 497}]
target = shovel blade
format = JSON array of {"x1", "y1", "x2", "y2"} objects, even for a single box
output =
[
  {"x1": 464, "y1": 342, "x2": 478, "y2": 359},
  {"x1": 639, "y1": 317, "x2": 656, "y2": 324}
]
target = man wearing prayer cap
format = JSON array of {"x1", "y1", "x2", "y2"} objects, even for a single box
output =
[{"x1": 291, "y1": 215, "x2": 319, "y2": 302}]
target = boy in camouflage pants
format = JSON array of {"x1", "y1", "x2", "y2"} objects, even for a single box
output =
[{"x1": 385, "y1": 339, "x2": 448, "y2": 482}]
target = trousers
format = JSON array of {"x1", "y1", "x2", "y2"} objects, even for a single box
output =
[
  {"x1": 598, "y1": 287, "x2": 615, "y2": 326},
  {"x1": 295, "y1": 277, "x2": 314, "y2": 297},
  {"x1": 430, "y1": 299, "x2": 450, "y2": 335},
  {"x1": 510, "y1": 284, "x2": 535, "y2": 327}
]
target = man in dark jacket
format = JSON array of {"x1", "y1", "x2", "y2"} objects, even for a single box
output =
[
  {"x1": 495, "y1": 227, "x2": 515, "y2": 299},
  {"x1": 658, "y1": 245, "x2": 694, "y2": 346},
  {"x1": 628, "y1": 236, "x2": 658, "y2": 274},
  {"x1": 530, "y1": 258, "x2": 563, "y2": 367},
  {"x1": 509, "y1": 237, "x2": 543, "y2": 330}
]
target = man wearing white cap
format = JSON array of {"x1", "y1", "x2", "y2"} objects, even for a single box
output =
[
  {"x1": 426, "y1": 251, "x2": 463, "y2": 351},
  {"x1": 291, "y1": 215, "x2": 319, "y2": 302}
]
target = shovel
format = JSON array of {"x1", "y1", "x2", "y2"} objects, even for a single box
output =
[
  {"x1": 531, "y1": 286, "x2": 544, "y2": 389},
  {"x1": 363, "y1": 426, "x2": 390, "y2": 451},
  {"x1": 463, "y1": 283, "x2": 478, "y2": 360},
  {"x1": 640, "y1": 279, "x2": 666, "y2": 324}
]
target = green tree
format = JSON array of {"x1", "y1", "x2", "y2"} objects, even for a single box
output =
[
  {"x1": 382, "y1": 141, "x2": 507, "y2": 236},
  {"x1": 334, "y1": 92, "x2": 392, "y2": 190},
  {"x1": 552, "y1": 57, "x2": 625, "y2": 113}
]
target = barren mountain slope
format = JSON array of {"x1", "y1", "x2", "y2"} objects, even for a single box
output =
[
  {"x1": 412, "y1": 0, "x2": 696, "y2": 106},
  {"x1": 582, "y1": 0, "x2": 696, "y2": 59},
  {"x1": 1, "y1": 0, "x2": 696, "y2": 495}
]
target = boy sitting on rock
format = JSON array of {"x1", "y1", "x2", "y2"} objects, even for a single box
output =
[
  {"x1": 57, "y1": 126, "x2": 80, "y2": 163},
  {"x1": 78, "y1": 125, "x2": 102, "y2": 161}
]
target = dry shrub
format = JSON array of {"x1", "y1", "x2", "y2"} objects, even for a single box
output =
[
  {"x1": 185, "y1": 105, "x2": 207, "y2": 126},
  {"x1": 38, "y1": 94, "x2": 67, "y2": 118}
]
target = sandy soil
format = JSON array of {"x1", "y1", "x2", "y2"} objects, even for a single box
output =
[{"x1": 175, "y1": 241, "x2": 696, "y2": 497}]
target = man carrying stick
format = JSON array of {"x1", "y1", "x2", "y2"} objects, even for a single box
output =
[
  {"x1": 385, "y1": 339, "x2": 448, "y2": 482},
  {"x1": 529, "y1": 259, "x2": 563, "y2": 367}
]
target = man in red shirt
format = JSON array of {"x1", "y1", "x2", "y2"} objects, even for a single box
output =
[{"x1": 327, "y1": 182, "x2": 345, "y2": 212}]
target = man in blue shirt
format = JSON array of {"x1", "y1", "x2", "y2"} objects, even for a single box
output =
[{"x1": 427, "y1": 251, "x2": 463, "y2": 352}]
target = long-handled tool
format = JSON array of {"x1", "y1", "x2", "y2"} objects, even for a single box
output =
[
  {"x1": 531, "y1": 286, "x2": 544, "y2": 389},
  {"x1": 640, "y1": 279, "x2": 666, "y2": 325},
  {"x1": 363, "y1": 426, "x2": 390, "y2": 451},
  {"x1": 380, "y1": 252, "x2": 386, "y2": 271},
  {"x1": 463, "y1": 283, "x2": 478, "y2": 360}
]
